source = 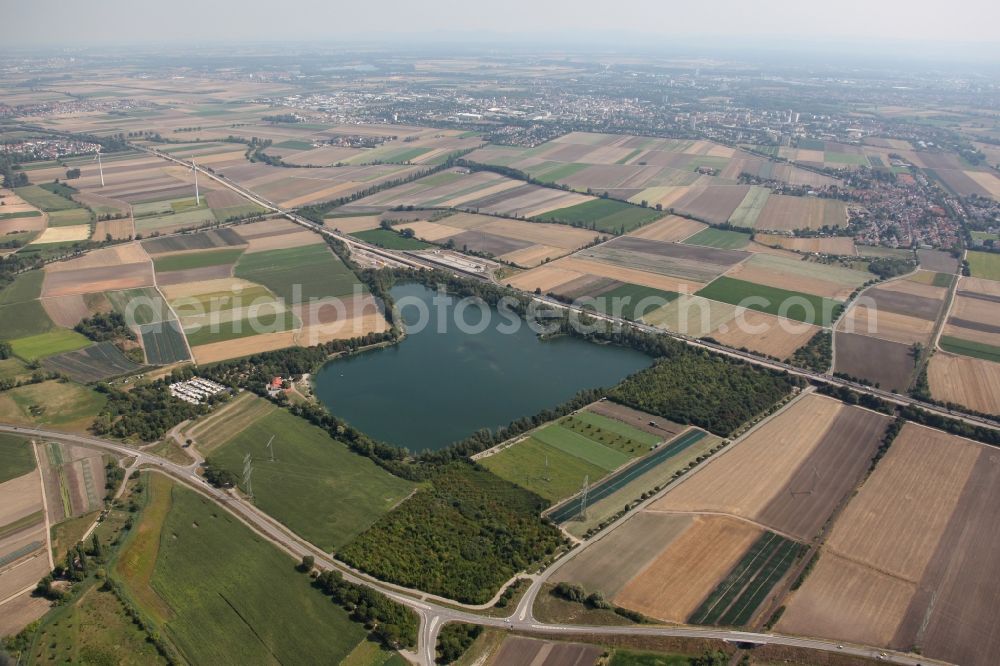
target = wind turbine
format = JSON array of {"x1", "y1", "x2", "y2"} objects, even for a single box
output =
[
  {"x1": 191, "y1": 160, "x2": 200, "y2": 206},
  {"x1": 93, "y1": 149, "x2": 105, "y2": 188}
]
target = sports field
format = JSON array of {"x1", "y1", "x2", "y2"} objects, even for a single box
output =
[
  {"x1": 117, "y1": 475, "x2": 370, "y2": 664},
  {"x1": 235, "y1": 243, "x2": 364, "y2": 302},
  {"x1": 210, "y1": 409, "x2": 416, "y2": 550}
]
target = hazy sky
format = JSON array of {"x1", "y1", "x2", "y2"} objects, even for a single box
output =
[{"x1": 5, "y1": 0, "x2": 999, "y2": 51}]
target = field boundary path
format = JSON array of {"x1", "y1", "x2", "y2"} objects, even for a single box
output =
[{"x1": 0, "y1": 423, "x2": 950, "y2": 666}]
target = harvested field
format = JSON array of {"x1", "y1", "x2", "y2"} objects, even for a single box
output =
[
  {"x1": 642, "y1": 295, "x2": 737, "y2": 337},
  {"x1": 553, "y1": 512, "x2": 692, "y2": 598},
  {"x1": 190, "y1": 330, "x2": 298, "y2": 364},
  {"x1": 31, "y1": 225, "x2": 90, "y2": 244},
  {"x1": 755, "y1": 234, "x2": 856, "y2": 255},
  {"x1": 958, "y1": 275, "x2": 1000, "y2": 297},
  {"x1": 499, "y1": 244, "x2": 564, "y2": 268},
  {"x1": 42, "y1": 341, "x2": 143, "y2": 383},
  {"x1": 708, "y1": 309, "x2": 820, "y2": 360},
  {"x1": 918, "y1": 249, "x2": 960, "y2": 274},
  {"x1": 825, "y1": 424, "x2": 979, "y2": 582},
  {"x1": 554, "y1": 256, "x2": 708, "y2": 294},
  {"x1": 696, "y1": 277, "x2": 841, "y2": 326},
  {"x1": 627, "y1": 215, "x2": 706, "y2": 242},
  {"x1": 580, "y1": 236, "x2": 748, "y2": 283},
  {"x1": 156, "y1": 264, "x2": 234, "y2": 286},
  {"x1": 613, "y1": 515, "x2": 762, "y2": 623},
  {"x1": 324, "y1": 215, "x2": 382, "y2": 233},
  {"x1": 92, "y1": 217, "x2": 133, "y2": 241},
  {"x1": 141, "y1": 228, "x2": 244, "y2": 254},
  {"x1": 244, "y1": 229, "x2": 320, "y2": 253},
  {"x1": 838, "y1": 306, "x2": 935, "y2": 345},
  {"x1": 726, "y1": 253, "x2": 869, "y2": 300},
  {"x1": 727, "y1": 186, "x2": 771, "y2": 228},
  {"x1": 864, "y1": 283, "x2": 945, "y2": 318},
  {"x1": 927, "y1": 352, "x2": 1000, "y2": 415},
  {"x1": 43, "y1": 262, "x2": 154, "y2": 298},
  {"x1": 491, "y1": 637, "x2": 602, "y2": 666},
  {"x1": 834, "y1": 332, "x2": 917, "y2": 391},
  {"x1": 754, "y1": 195, "x2": 846, "y2": 232},
  {"x1": 672, "y1": 185, "x2": 750, "y2": 225},
  {"x1": 47, "y1": 244, "x2": 149, "y2": 273},
  {"x1": 649, "y1": 394, "x2": 881, "y2": 540},
  {"x1": 778, "y1": 553, "x2": 917, "y2": 648},
  {"x1": 40, "y1": 293, "x2": 91, "y2": 328},
  {"x1": 949, "y1": 291, "x2": 1000, "y2": 329}
]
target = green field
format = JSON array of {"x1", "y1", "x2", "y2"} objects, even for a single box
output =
[
  {"x1": 967, "y1": 250, "x2": 1000, "y2": 281},
  {"x1": 134, "y1": 208, "x2": 217, "y2": 233},
  {"x1": 138, "y1": 320, "x2": 190, "y2": 364},
  {"x1": 0, "y1": 269, "x2": 44, "y2": 305},
  {"x1": 939, "y1": 335, "x2": 1000, "y2": 363},
  {"x1": 481, "y1": 412, "x2": 656, "y2": 502},
  {"x1": 184, "y1": 310, "x2": 298, "y2": 347},
  {"x1": 0, "y1": 380, "x2": 106, "y2": 429},
  {"x1": 0, "y1": 357, "x2": 30, "y2": 382},
  {"x1": 210, "y1": 409, "x2": 416, "y2": 550},
  {"x1": 688, "y1": 531, "x2": 806, "y2": 626},
  {"x1": 10, "y1": 329, "x2": 91, "y2": 361},
  {"x1": 727, "y1": 185, "x2": 771, "y2": 228},
  {"x1": 696, "y1": 277, "x2": 843, "y2": 326},
  {"x1": 931, "y1": 272, "x2": 956, "y2": 288},
  {"x1": 152, "y1": 247, "x2": 245, "y2": 272},
  {"x1": 47, "y1": 208, "x2": 93, "y2": 227},
  {"x1": 533, "y1": 199, "x2": 663, "y2": 234},
  {"x1": 118, "y1": 476, "x2": 370, "y2": 665},
  {"x1": 0, "y1": 433, "x2": 35, "y2": 483},
  {"x1": 235, "y1": 243, "x2": 364, "y2": 303},
  {"x1": 351, "y1": 228, "x2": 434, "y2": 250},
  {"x1": 683, "y1": 227, "x2": 751, "y2": 250},
  {"x1": 533, "y1": 162, "x2": 589, "y2": 183},
  {"x1": 14, "y1": 184, "x2": 80, "y2": 211},
  {"x1": 212, "y1": 202, "x2": 268, "y2": 222},
  {"x1": 107, "y1": 287, "x2": 173, "y2": 325},
  {"x1": 609, "y1": 650, "x2": 693, "y2": 666},
  {"x1": 825, "y1": 152, "x2": 870, "y2": 166},
  {"x1": 273, "y1": 139, "x2": 314, "y2": 150},
  {"x1": 588, "y1": 283, "x2": 679, "y2": 321},
  {"x1": 0, "y1": 210, "x2": 42, "y2": 221},
  {"x1": 0, "y1": 299, "x2": 54, "y2": 339}
]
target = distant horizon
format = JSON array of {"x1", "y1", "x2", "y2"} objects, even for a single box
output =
[{"x1": 5, "y1": 0, "x2": 999, "y2": 65}]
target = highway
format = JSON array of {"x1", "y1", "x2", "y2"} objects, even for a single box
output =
[
  {"x1": 0, "y1": 423, "x2": 951, "y2": 666},
  {"x1": 135, "y1": 143, "x2": 1000, "y2": 433}
]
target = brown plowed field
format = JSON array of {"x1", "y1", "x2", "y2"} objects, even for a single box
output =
[
  {"x1": 948, "y1": 293, "x2": 1000, "y2": 328},
  {"x1": 755, "y1": 406, "x2": 888, "y2": 541},
  {"x1": 755, "y1": 195, "x2": 846, "y2": 232},
  {"x1": 92, "y1": 217, "x2": 134, "y2": 241},
  {"x1": 552, "y1": 511, "x2": 693, "y2": 597},
  {"x1": 190, "y1": 330, "x2": 298, "y2": 364},
  {"x1": 673, "y1": 185, "x2": 750, "y2": 224},
  {"x1": 837, "y1": 305, "x2": 934, "y2": 345},
  {"x1": 585, "y1": 401, "x2": 685, "y2": 439},
  {"x1": 499, "y1": 245, "x2": 564, "y2": 268},
  {"x1": 649, "y1": 394, "x2": 843, "y2": 526},
  {"x1": 613, "y1": 515, "x2": 761, "y2": 622},
  {"x1": 708, "y1": 309, "x2": 820, "y2": 360},
  {"x1": 862, "y1": 286, "x2": 943, "y2": 320},
  {"x1": 834, "y1": 332, "x2": 916, "y2": 392},
  {"x1": 777, "y1": 553, "x2": 916, "y2": 648},
  {"x1": 824, "y1": 424, "x2": 979, "y2": 582},
  {"x1": 917, "y1": 249, "x2": 959, "y2": 273},
  {"x1": 890, "y1": 443, "x2": 1000, "y2": 666},
  {"x1": 927, "y1": 352, "x2": 1000, "y2": 415},
  {"x1": 42, "y1": 263, "x2": 154, "y2": 297},
  {"x1": 555, "y1": 256, "x2": 708, "y2": 294},
  {"x1": 490, "y1": 637, "x2": 602, "y2": 666},
  {"x1": 882, "y1": 276, "x2": 949, "y2": 300},
  {"x1": 41, "y1": 294, "x2": 91, "y2": 328},
  {"x1": 0, "y1": 469, "x2": 44, "y2": 527},
  {"x1": 627, "y1": 215, "x2": 706, "y2": 242}
]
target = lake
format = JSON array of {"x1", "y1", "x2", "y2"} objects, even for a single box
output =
[{"x1": 313, "y1": 283, "x2": 652, "y2": 452}]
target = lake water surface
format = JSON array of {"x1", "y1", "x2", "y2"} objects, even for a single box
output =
[{"x1": 313, "y1": 283, "x2": 652, "y2": 452}]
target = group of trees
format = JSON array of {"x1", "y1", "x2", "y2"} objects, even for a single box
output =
[
  {"x1": 435, "y1": 623, "x2": 481, "y2": 664},
  {"x1": 338, "y1": 462, "x2": 564, "y2": 604},
  {"x1": 789, "y1": 330, "x2": 832, "y2": 373},
  {"x1": 308, "y1": 568, "x2": 418, "y2": 650},
  {"x1": 91, "y1": 379, "x2": 208, "y2": 442},
  {"x1": 609, "y1": 352, "x2": 800, "y2": 437},
  {"x1": 74, "y1": 312, "x2": 136, "y2": 343}
]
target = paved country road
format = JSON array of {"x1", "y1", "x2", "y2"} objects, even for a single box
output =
[{"x1": 0, "y1": 424, "x2": 951, "y2": 666}]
